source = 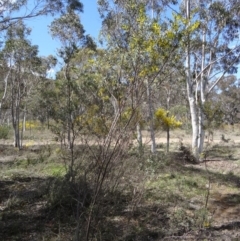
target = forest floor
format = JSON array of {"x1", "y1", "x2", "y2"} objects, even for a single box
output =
[{"x1": 0, "y1": 127, "x2": 240, "y2": 240}]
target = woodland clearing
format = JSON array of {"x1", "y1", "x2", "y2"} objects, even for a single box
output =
[{"x1": 0, "y1": 127, "x2": 240, "y2": 240}]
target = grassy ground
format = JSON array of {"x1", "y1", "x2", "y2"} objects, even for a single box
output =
[{"x1": 0, "y1": 127, "x2": 240, "y2": 240}]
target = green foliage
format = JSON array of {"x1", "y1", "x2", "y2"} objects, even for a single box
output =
[
  {"x1": 50, "y1": 11, "x2": 85, "y2": 47},
  {"x1": 170, "y1": 105, "x2": 190, "y2": 129},
  {"x1": 0, "y1": 125, "x2": 10, "y2": 139},
  {"x1": 83, "y1": 104, "x2": 110, "y2": 136},
  {"x1": 202, "y1": 101, "x2": 224, "y2": 130},
  {"x1": 43, "y1": 163, "x2": 66, "y2": 177},
  {"x1": 47, "y1": 177, "x2": 75, "y2": 206},
  {"x1": 120, "y1": 107, "x2": 145, "y2": 129}
]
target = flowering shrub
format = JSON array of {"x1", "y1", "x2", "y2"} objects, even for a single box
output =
[
  {"x1": 155, "y1": 108, "x2": 182, "y2": 130},
  {"x1": 19, "y1": 121, "x2": 41, "y2": 130}
]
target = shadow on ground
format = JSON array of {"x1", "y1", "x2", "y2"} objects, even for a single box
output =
[
  {"x1": 0, "y1": 142, "x2": 240, "y2": 240},
  {"x1": 0, "y1": 177, "x2": 51, "y2": 240}
]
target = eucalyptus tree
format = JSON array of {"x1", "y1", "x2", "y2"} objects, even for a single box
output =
[
  {"x1": 0, "y1": 0, "x2": 83, "y2": 126},
  {"x1": 45, "y1": 38, "x2": 142, "y2": 241},
  {"x1": 48, "y1": 2, "x2": 100, "y2": 192},
  {"x1": 182, "y1": 0, "x2": 240, "y2": 159},
  {"x1": 98, "y1": 0, "x2": 187, "y2": 153},
  {"x1": 49, "y1": 1, "x2": 96, "y2": 153},
  {"x1": 216, "y1": 75, "x2": 240, "y2": 126},
  {"x1": 0, "y1": 52, "x2": 11, "y2": 123},
  {"x1": 24, "y1": 55, "x2": 57, "y2": 129},
  {"x1": 70, "y1": 46, "x2": 152, "y2": 241},
  {"x1": 0, "y1": 0, "x2": 84, "y2": 34},
  {"x1": 1, "y1": 21, "x2": 48, "y2": 148}
]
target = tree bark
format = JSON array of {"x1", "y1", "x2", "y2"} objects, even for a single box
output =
[
  {"x1": 0, "y1": 70, "x2": 10, "y2": 124},
  {"x1": 185, "y1": 0, "x2": 199, "y2": 160},
  {"x1": 188, "y1": 96, "x2": 199, "y2": 158},
  {"x1": 136, "y1": 122, "x2": 143, "y2": 152},
  {"x1": 197, "y1": 26, "x2": 207, "y2": 157},
  {"x1": 146, "y1": 79, "x2": 156, "y2": 153},
  {"x1": 166, "y1": 126, "x2": 170, "y2": 153}
]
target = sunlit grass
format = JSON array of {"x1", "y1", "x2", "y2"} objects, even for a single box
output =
[
  {"x1": 145, "y1": 171, "x2": 207, "y2": 203},
  {"x1": 41, "y1": 163, "x2": 66, "y2": 176}
]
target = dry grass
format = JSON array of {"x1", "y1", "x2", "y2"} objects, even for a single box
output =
[{"x1": 0, "y1": 127, "x2": 240, "y2": 240}]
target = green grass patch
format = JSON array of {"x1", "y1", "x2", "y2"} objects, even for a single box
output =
[
  {"x1": 42, "y1": 163, "x2": 66, "y2": 177},
  {"x1": 0, "y1": 125, "x2": 10, "y2": 139},
  {"x1": 205, "y1": 144, "x2": 235, "y2": 160},
  {"x1": 145, "y1": 171, "x2": 207, "y2": 203}
]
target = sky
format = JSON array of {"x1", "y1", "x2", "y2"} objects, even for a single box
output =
[
  {"x1": 26, "y1": 0, "x2": 102, "y2": 58},
  {"x1": 17, "y1": 0, "x2": 240, "y2": 79},
  {"x1": 23, "y1": 0, "x2": 102, "y2": 78}
]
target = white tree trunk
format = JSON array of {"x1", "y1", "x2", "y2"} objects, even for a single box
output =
[
  {"x1": 198, "y1": 108, "x2": 205, "y2": 156},
  {"x1": 110, "y1": 95, "x2": 119, "y2": 118},
  {"x1": 184, "y1": 0, "x2": 240, "y2": 161},
  {"x1": 185, "y1": 0, "x2": 199, "y2": 160},
  {"x1": 188, "y1": 96, "x2": 199, "y2": 158},
  {"x1": 0, "y1": 68, "x2": 11, "y2": 124},
  {"x1": 197, "y1": 25, "x2": 207, "y2": 158}
]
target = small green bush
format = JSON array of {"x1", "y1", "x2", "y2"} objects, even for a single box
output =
[{"x1": 0, "y1": 125, "x2": 10, "y2": 139}]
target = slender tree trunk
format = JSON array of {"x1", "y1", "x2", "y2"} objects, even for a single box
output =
[
  {"x1": 185, "y1": 0, "x2": 199, "y2": 160},
  {"x1": 189, "y1": 97, "x2": 199, "y2": 158},
  {"x1": 0, "y1": 70, "x2": 10, "y2": 124},
  {"x1": 146, "y1": 79, "x2": 156, "y2": 153},
  {"x1": 47, "y1": 108, "x2": 50, "y2": 129},
  {"x1": 166, "y1": 126, "x2": 170, "y2": 153},
  {"x1": 67, "y1": 79, "x2": 72, "y2": 149},
  {"x1": 65, "y1": 66, "x2": 74, "y2": 151},
  {"x1": 12, "y1": 100, "x2": 21, "y2": 148},
  {"x1": 12, "y1": 67, "x2": 23, "y2": 149},
  {"x1": 11, "y1": 74, "x2": 17, "y2": 147},
  {"x1": 197, "y1": 26, "x2": 207, "y2": 158},
  {"x1": 166, "y1": 86, "x2": 170, "y2": 153},
  {"x1": 16, "y1": 99, "x2": 21, "y2": 148},
  {"x1": 136, "y1": 122, "x2": 143, "y2": 152},
  {"x1": 14, "y1": 103, "x2": 20, "y2": 148},
  {"x1": 23, "y1": 106, "x2": 26, "y2": 132},
  {"x1": 148, "y1": 0, "x2": 156, "y2": 154},
  {"x1": 198, "y1": 107, "x2": 205, "y2": 157},
  {"x1": 110, "y1": 95, "x2": 119, "y2": 118}
]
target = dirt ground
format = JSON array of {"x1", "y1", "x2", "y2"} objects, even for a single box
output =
[{"x1": 0, "y1": 128, "x2": 240, "y2": 240}]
